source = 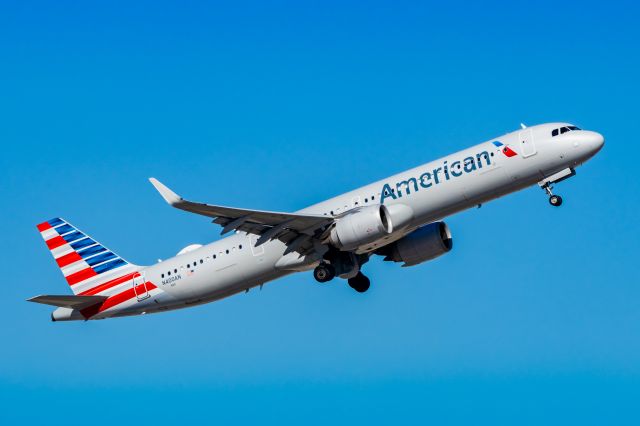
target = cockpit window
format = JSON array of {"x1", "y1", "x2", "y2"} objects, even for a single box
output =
[{"x1": 552, "y1": 125, "x2": 581, "y2": 137}]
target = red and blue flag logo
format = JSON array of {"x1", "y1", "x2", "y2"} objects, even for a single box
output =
[{"x1": 493, "y1": 141, "x2": 518, "y2": 157}]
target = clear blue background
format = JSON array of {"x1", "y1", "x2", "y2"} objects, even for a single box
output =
[{"x1": 1, "y1": 0, "x2": 639, "y2": 424}]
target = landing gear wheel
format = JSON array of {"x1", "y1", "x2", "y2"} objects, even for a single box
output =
[
  {"x1": 549, "y1": 195, "x2": 563, "y2": 207},
  {"x1": 348, "y1": 272, "x2": 371, "y2": 293},
  {"x1": 313, "y1": 264, "x2": 335, "y2": 283},
  {"x1": 542, "y1": 183, "x2": 563, "y2": 207}
]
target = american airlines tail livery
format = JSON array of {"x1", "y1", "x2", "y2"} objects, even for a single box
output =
[{"x1": 29, "y1": 123, "x2": 604, "y2": 321}]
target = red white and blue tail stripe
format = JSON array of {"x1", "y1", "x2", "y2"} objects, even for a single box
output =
[{"x1": 36, "y1": 218, "x2": 139, "y2": 296}]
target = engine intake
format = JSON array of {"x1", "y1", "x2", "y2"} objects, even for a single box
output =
[{"x1": 378, "y1": 222, "x2": 452, "y2": 266}]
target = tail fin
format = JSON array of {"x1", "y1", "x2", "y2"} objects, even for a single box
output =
[{"x1": 36, "y1": 218, "x2": 139, "y2": 295}]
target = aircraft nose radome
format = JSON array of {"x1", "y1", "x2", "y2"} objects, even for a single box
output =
[
  {"x1": 587, "y1": 131, "x2": 605, "y2": 154},
  {"x1": 593, "y1": 131, "x2": 605, "y2": 151},
  {"x1": 577, "y1": 130, "x2": 605, "y2": 156}
]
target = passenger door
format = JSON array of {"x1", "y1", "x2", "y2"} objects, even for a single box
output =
[{"x1": 518, "y1": 128, "x2": 536, "y2": 157}]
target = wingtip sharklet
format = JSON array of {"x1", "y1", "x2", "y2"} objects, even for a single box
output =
[{"x1": 149, "y1": 177, "x2": 183, "y2": 205}]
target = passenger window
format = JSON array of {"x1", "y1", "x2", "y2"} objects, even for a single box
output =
[
  {"x1": 174, "y1": 269, "x2": 177, "y2": 273},
  {"x1": 226, "y1": 249, "x2": 229, "y2": 254},
  {"x1": 200, "y1": 259, "x2": 203, "y2": 264},
  {"x1": 239, "y1": 245, "x2": 243, "y2": 249},
  {"x1": 213, "y1": 254, "x2": 217, "y2": 259},
  {"x1": 168, "y1": 271, "x2": 171, "y2": 276},
  {"x1": 161, "y1": 273, "x2": 165, "y2": 278}
]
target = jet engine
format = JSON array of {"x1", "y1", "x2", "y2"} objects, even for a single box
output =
[
  {"x1": 377, "y1": 222, "x2": 452, "y2": 266},
  {"x1": 329, "y1": 204, "x2": 414, "y2": 251}
]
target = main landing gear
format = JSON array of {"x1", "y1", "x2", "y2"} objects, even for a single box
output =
[
  {"x1": 347, "y1": 272, "x2": 370, "y2": 293},
  {"x1": 313, "y1": 263, "x2": 336, "y2": 283},
  {"x1": 313, "y1": 257, "x2": 371, "y2": 293},
  {"x1": 542, "y1": 183, "x2": 563, "y2": 207}
]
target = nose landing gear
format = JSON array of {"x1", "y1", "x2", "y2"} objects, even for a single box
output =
[
  {"x1": 549, "y1": 194, "x2": 563, "y2": 207},
  {"x1": 542, "y1": 183, "x2": 563, "y2": 207},
  {"x1": 538, "y1": 168, "x2": 575, "y2": 207}
]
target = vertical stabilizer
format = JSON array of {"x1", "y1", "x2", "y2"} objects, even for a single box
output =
[{"x1": 36, "y1": 218, "x2": 140, "y2": 296}]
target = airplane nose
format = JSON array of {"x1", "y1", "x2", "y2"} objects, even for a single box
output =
[
  {"x1": 576, "y1": 130, "x2": 604, "y2": 156},
  {"x1": 587, "y1": 131, "x2": 605, "y2": 154}
]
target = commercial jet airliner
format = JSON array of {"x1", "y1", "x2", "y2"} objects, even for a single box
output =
[{"x1": 29, "y1": 123, "x2": 604, "y2": 321}]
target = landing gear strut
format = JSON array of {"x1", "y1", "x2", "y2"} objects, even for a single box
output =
[
  {"x1": 542, "y1": 183, "x2": 563, "y2": 207},
  {"x1": 314, "y1": 249, "x2": 371, "y2": 292},
  {"x1": 348, "y1": 272, "x2": 371, "y2": 293},
  {"x1": 313, "y1": 264, "x2": 336, "y2": 283}
]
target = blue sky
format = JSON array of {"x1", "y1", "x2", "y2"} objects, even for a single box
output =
[{"x1": 1, "y1": 0, "x2": 639, "y2": 424}]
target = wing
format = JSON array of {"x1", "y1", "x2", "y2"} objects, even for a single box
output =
[{"x1": 149, "y1": 178, "x2": 334, "y2": 255}]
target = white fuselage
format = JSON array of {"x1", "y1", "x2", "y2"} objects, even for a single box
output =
[{"x1": 87, "y1": 122, "x2": 604, "y2": 319}]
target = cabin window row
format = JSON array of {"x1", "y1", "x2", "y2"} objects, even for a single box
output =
[
  {"x1": 323, "y1": 195, "x2": 379, "y2": 216},
  {"x1": 161, "y1": 244, "x2": 244, "y2": 278}
]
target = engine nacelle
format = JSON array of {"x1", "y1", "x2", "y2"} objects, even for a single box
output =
[
  {"x1": 379, "y1": 222, "x2": 452, "y2": 266},
  {"x1": 329, "y1": 204, "x2": 414, "y2": 251},
  {"x1": 329, "y1": 205, "x2": 391, "y2": 251}
]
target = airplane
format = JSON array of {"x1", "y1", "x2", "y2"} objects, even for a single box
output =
[{"x1": 28, "y1": 122, "x2": 604, "y2": 321}]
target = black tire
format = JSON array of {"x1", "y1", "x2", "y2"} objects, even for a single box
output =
[
  {"x1": 549, "y1": 195, "x2": 563, "y2": 207},
  {"x1": 313, "y1": 264, "x2": 335, "y2": 283},
  {"x1": 348, "y1": 272, "x2": 371, "y2": 293}
]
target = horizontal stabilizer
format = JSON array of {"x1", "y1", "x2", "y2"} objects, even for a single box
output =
[{"x1": 27, "y1": 295, "x2": 107, "y2": 310}]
